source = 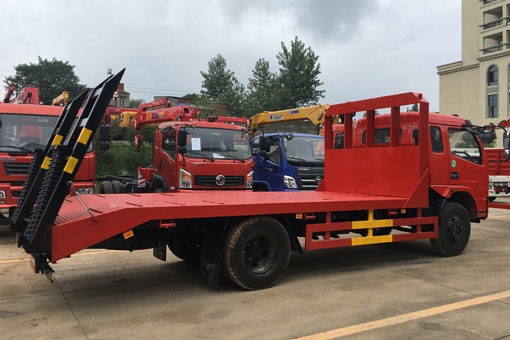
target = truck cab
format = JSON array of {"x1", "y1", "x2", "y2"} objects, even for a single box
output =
[
  {"x1": 148, "y1": 121, "x2": 254, "y2": 191},
  {"x1": 349, "y1": 111, "x2": 489, "y2": 218},
  {"x1": 251, "y1": 133, "x2": 324, "y2": 191}
]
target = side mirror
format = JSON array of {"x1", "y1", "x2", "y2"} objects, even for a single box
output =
[
  {"x1": 478, "y1": 131, "x2": 496, "y2": 144},
  {"x1": 412, "y1": 129, "x2": 419, "y2": 145},
  {"x1": 98, "y1": 124, "x2": 111, "y2": 151},
  {"x1": 178, "y1": 128, "x2": 187, "y2": 148},
  {"x1": 99, "y1": 141, "x2": 110, "y2": 151},
  {"x1": 285, "y1": 133, "x2": 294, "y2": 141},
  {"x1": 177, "y1": 146, "x2": 187, "y2": 154},
  {"x1": 99, "y1": 124, "x2": 110, "y2": 142},
  {"x1": 259, "y1": 136, "x2": 269, "y2": 158},
  {"x1": 335, "y1": 133, "x2": 344, "y2": 149},
  {"x1": 504, "y1": 132, "x2": 510, "y2": 160}
]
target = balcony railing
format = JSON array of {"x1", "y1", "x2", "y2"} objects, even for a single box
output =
[
  {"x1": 482, "y1": 0, "x2": 500, "y2": 4},
  {"x1": 482, "y1": 44, "x2": 503, "y2": 54},
  {"x1": 483, "y1": 18, "x2": 504, "y2": 29}
]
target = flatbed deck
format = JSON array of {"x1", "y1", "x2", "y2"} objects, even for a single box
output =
[{"x1": 53, "y1": 191, "x2": 413, "y2": 261}]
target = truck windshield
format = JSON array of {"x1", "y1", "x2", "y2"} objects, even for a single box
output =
[
  {"x1": 183, "y1": 127, "x2": 252, "y2": 161},
  {"x1": 0, "y1": 113, "x2": 58, "y2": 153},
  {"x1": 283, "y1": 136, "x2": 324, "y2": 166}
]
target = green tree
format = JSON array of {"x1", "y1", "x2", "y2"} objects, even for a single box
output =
[
  {"x1": 4, "y1": 56, "x2": 86, "y2": 105},
  {"x1": 407, "y1": 103, "x2": 419, "y2": 112},
  {"x1": 200, "y1": 54, "x2": 245, "y2": 116},
  {"x1": 244, "y1": 58, "x2": 278, "y2": 116},
  {"x1": 130, "y1": 98, "x2": 145, "y2": 109},
  {"x1": 183, "y1": 93, "x2": 227, "y2": 117},
  {"x1": 276, "y1": 37, "x2": 325, "y2": 109}
]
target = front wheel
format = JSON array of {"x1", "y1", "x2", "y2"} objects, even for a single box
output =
[
  {"x1": 430, "y1": 202, "x2": 471, "y2": 256},
  {"x1": 223, "y1": 216, "x2": 290, "y2": 290}
]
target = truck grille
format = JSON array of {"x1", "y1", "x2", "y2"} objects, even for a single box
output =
[
  {"x1": 296, "y1": 167, "x2": 324, "y2": 190},
  {"x1": 194, "y1": 175, "x2": 244, "y2": 187},
  {"x1": 4, "y1": 163, "x2": 30, "y2": 176}
]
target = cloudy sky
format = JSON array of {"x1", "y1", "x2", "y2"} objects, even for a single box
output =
[{"x1": 0, "y1": 0, "x2": 461, "y2": 112}]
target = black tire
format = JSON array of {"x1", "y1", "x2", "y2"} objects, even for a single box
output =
[
  {"x1": 168, "y1": 226, "x2": 202, "y2": 263},
  {"x1": 488, "y1": 197, "x2": 497, "y2": 202},
  {"x1": 430, "y1": 202, "x2": 471, "y2": 256},
  {"x1": 154, "y1": 187, "x2": 165, "y2": 193},
  {"x1": 111, "y1": 180, "x2": 123, "y2": 194},
  {"x1": 99, "y1": 181, "x2": 114, "y2": 194},
  {"x1": 223, "y1": 216, "x2": 290, "y2": 290}
]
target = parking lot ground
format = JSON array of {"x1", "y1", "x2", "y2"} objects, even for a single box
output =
[{"x1": 1, "y1": 198, "x2": 510, "y2": 340}]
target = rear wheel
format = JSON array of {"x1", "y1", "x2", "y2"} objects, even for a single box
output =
[
  {"x1": 430, "y1": 202, "x2": 470, "y2": 256},
  {"x1": 99, "y1": 181, "x2": 113, "y2": 194},
  {"x1": 111, "y1": 180, "x2": 123, "y2": 194},
  {"x1": 223, "y1": 216, "x2": 290, "y2": 290}
]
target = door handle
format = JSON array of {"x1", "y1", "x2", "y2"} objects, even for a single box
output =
[{"x1": 450, "y1": 172, "x2": 459, "y2": 180}]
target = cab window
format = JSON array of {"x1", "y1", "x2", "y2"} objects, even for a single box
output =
[
  {"x1": 362, "y1": 128, "x2": 402, "y2": 144},
  {"x1": 267, "y1": 138, "x2": 281, "y2": 165},
  {"x1": 162, "y1": 128, "x2": 176, "y2": 160},
  {"x1": 448, "y1": 129, "x2": 482, "y2": 165},
  {"x1": 252, "y1": 138, "x2": 259, "y2": 156},
  {"x1": 430, "y1": 126, "x2": 443, "y2": 153}
]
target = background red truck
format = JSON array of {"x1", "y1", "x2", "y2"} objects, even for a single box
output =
[
  {"x1": 99, "y1": 100, "x2": 254, "y2": 193},
  {"x1": 13, "y1": 80, "x2": 509, "y2": 291}
]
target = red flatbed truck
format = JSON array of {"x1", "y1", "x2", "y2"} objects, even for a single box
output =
[{"x1": 12, "y1": 75, "x2": 507, "y2": 290}]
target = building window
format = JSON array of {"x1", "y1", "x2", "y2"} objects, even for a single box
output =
[
  {"x1": 488, "y1": 94, "x2": 498, "y2": 118},
  {"x1": 488, "y1": 65, "x2": 498, "y2": 86}
]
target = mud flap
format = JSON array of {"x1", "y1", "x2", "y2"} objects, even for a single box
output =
[
  {"x1": 200, "y1": 233, "x2": 222, "y2": 288},
  {"x1": 153, "y1": 244, "x2": 167, "y2": 262}
]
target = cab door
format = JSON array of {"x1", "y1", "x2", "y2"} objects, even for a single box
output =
[
  {"x1": 156, "y1": 127, "x2": 178, "y2": 191},
  {"x1": 253, "y1": 137, "x2": 283, "y2": 191},
  {"x1": 447, "y1": 128, "x2": 488, "y2": 204}
]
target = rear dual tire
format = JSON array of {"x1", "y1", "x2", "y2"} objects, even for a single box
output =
[
  {"x1": 223, "y1": 216, "x2": 290, "y2": 290},
  {"x1": 99, "y1": 180, "x2": 123, "y2": 194}
]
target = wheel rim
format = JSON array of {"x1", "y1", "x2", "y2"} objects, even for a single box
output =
[
  {"x1": 243, "y1": 234, "x2": 276, "y2": 274},
  {"x1": 446, "y1": 215, "x2": 464, "y2": 244}
]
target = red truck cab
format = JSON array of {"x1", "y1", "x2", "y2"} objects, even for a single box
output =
[
  {"x1": 146, "y1": 120, "x2": 253, "y2": 191},
  {"x1": 349, "y1": 111, "x2": 489, "y2": 220},
  {"x1": 0, "y1": 103, "x2": 95, "y2": 224}
]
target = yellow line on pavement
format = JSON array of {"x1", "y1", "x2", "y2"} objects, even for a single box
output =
[
  {"x1": 0, "y1": 250, "x2": 122, "y2": 264},
  {"x1": 488, "y1": 214, "x2": 510, "y2": 218},
  {"x1": 0, "y1": 258, "x2": 29, "y2": 264},
  {"x1": 296, "y1": 290, "x2": 510, "y2": 339}
]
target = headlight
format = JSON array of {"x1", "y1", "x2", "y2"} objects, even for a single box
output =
[
  {"x1": 179, "y1": 169, "x2": 192, "y2": 189},
  {"x1": 246, "y1": 171, "x2": 253, "y2": 189},
  {"x1": 283, "y1": 175, "x2": 298, "y2": 189},
  {"x1": 0, "y1": 190, "x2": 6, "y2": 199},
  {"x1": 76, "y1": 187, "x2": 94, "y2": 195}
]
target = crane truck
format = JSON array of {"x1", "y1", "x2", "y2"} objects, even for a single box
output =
[
  {"x1": 10, "y1": 72, "x2": 509, "y2": 291},
  {"x1": 249, "y1": 105, "x2": 337, "y2": 191}
]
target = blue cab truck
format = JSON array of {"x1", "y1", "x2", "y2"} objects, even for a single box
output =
[{"x1": 251, "y1": 133, "x2": 325, "y2": 191}]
